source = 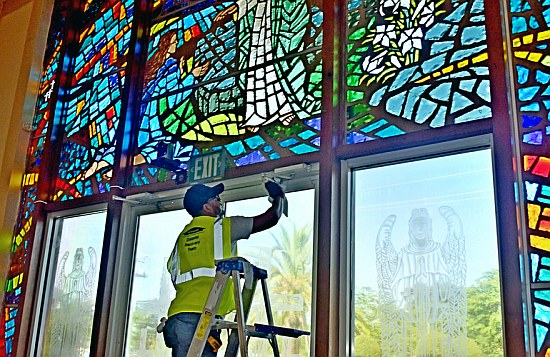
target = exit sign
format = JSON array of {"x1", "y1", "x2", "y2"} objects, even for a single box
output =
[{"x1": 188, "y1": 150, "x2": 226, "y2": 182}]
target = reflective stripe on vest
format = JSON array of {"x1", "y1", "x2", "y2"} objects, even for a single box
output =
[{"x1": 169, "y1": 217, "x2": 224, "y2": 286}]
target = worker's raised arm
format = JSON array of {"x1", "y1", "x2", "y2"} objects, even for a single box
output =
[{"x1": 252, "y1": 182, "x2": 285, "y2": 233}]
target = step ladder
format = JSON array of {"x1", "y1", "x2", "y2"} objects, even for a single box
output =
[{"x1": 186, "y1": 257, "x2": 310, "y2": 357}]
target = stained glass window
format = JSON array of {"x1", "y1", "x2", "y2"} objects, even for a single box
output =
[
  {"x1": 132, "y1": 0, "x2": 323, "y2": 186},
  {"x1": 55, "y1": 0, "x2": 134, "y2": 200},
  {"x1": 345, "y1": 0, "x2": 492, "y2": 144},
  {"x1": 506, "y1": 0, "x2": 550, "y2": 351}
]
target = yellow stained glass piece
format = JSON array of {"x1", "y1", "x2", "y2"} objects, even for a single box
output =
[
  {"x1": 182, "y1": 131, "x2": 197, "y2": 141},
  {"x1": 433, "y1": 72, "x2": 441, "y2": 78},
  {"x1": 472, "y1": 52, "x2": 488, "y2": 63},
  {"x1": 415, "y1": 76, "x2": 430, "y2": 83},
  {"x1": 515, "y1": 51, "x2": 529, "y2": 59},
  {"x1": 513, "y1": 38, "x2": 522, "y2": 47},
  {"x1": 227, "y1": 123, "x2": 241, "y2": 135},
  {"x1": 442, "y1": 65, "x2": 454, "y2": 74},
  {"x1": 528, "y1": 52, "x2": 543, "y2": 62},
  {"x1": 185, "y1": 29, "x2": 191, "y2": 42},
  {"x1": 210, "y1": 114, "x2": 230, "y2": 125},
  {"x1": 196, "y1": 133, "x2": 213, "y2": 141},
  {"x1": 531, "y1": 235, "x2": 550, "y2": 252},
  {"x1": 542, "y1": 56, "x2": 550, "y2": 67},
  {"x1": 528, "y1": 203, "x2": 542, "y2": 229},
  {"x1": 523, "y1": 34, "x2": 534, "y2": 44},
  {"x1": 187, "y1": 58, "x2": 194, "y2": 72},
  {"x1": 542, "y1": 208, "x2": 550, "y2": 216},
  {"x1": 200, "y1": 121, "x2": 212, "y2": 133},
  {"x1": 151, "y1": 21, "x2": 166, "y2": 36},
  {"x1": 213, "y1": 125, "x2": 228, "y2": 135},
  {"x1": 538, "y1": 30, "x2": 550, "y2": 41}
]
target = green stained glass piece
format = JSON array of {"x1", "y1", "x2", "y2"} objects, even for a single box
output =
[
  {"x1": 348, "y1": 114, "x2": 375, "y2": 129},
  {"x1": 348, "y1": 75, "x2": 361, "y2": 86},
  {"x1": 175, "y1": 104, "x2": 185, "y2": 116},
  {"x1": 347, "y1": 90, "x2": 364, "y2": 102},
  {"x1": 185, "y1": 116, "x2": 196, "y2": 126},
  {"x1": 311, "y1": 72, "x2": 322, "y2": 84},
  {"x1": 285, "y1": 124, "x2": 303, "y2": 136},
  {"x1": 159, "y1": 97, "x2": 167, "y2": 115},
  {"x1": 266, "y1": 128, "x2": 281, "y2": 140},
  {"x1": 349, "y1": 54, "x2": 363, "y2": 63},
  {"x1": 167, "y1": 121, "x2": 178, "y2": 134},
  {"x1": 163, "y1": 114, "x2": 177, "y2": 127},
  {"x1": 274, "y1": 125, "x2": 284, "y2": 132},
  {"x1": 348, "y1": 103, "x2": 370, "y2": 118},
  {"x1": 349, "y1": 28, "x2": 366, "y2": 40}
]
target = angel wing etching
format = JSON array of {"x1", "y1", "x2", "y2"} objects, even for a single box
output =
[{"x1": 375, "y1": 207, "x2": 467, "y2": 357}]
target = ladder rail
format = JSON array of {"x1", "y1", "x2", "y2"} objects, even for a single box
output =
[
  {"x1": 232, "y1": 270, "x2": 248, "y2": 357},
  {"x1": 261, "y1": 278, "x2": 280, "y2": 357},
  {"x1": 224, "y1": 277, "x2": 258, "y2": 357}
]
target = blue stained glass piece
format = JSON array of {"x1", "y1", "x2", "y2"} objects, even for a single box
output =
[
  {"x1": 225, "y1": 141, "x2": 246, "y2": 156},
  {"x1": 347, "y1": 131, "x2": 369, "y2": 144},
  {"x1": 348, "y1": 0, "x2": 361, "y2": 9},
  {"x1": 390, "y1": 66, "x2": 418, "y2": 91},
  {"x1": 536, "y1": 323, "x2": 549, "y2": 352},
  {"x1": 449, "y1": 25, "x2": 459, "y2": 37},
  {"x1": 386, "y1": 92, "x2": 406, "y2": 116},
  {"x1": 544, "y1": 0, "x2": 550, "y2": 6},
  {"x1": 360, "y1": 119, "x2": 388, "y2": 133},
  {"x1": 471, "y1": 15, "x2": 485, "y2": 22},
  {"x1": 305, "y1": 117, "x2": 321, "y2": 130},
  {"x1": 461, "y1": 26, "x2": 486, "y2": 46},
  {"x1": 517, "y1": 66, "x2": 530, "y2": 84},
  {"x1": 235, "y1": 150, "x2": 267, "y2": 166},
  {"x1": 530, "y1": 15, "x2": 540, "y2": 29},
  {"x1": 403, "y1": 85, "x2": 429, "y2": 120},
  {"x1": 542, "y1": 86, "x2": 550, "y2": 96},
  {"x1": 311, "y1": 137, "x2": 321, "y2": 146},
  {"x1": 370, "y1": 86, "x2": 388, "y2": 106},
  {"x1": 451, "y1": 92, "x2": 474, "y2": 114},
  {"x1": 519, "y1": 86, "x2": 540, "y2": 101},
  {"x1": 522, "y1": 115, "x2": 543, "y2": 127},
  {"x1": 148, "y1": 167, "x2": 158, "y2": 176},
  {"x1": 280, "y1": 138, "x2": 299, "y2": 148},
  {"x1": 430, "y1": 106, "x2": 448, "y2": 128},
  {"x1": 263, "y1": 145, "x2": 273, "y2": 152},
  {"x1": 430, "y1": 83, "x2": 452, "y2": 101},
  {"x1": 455, "y1": 105, "x2": 492, "y2": 122},
  {"x1": 450, "y1": 45, "x2": 486, "y2": 63},
  {"x1": 375, "y1": 125, "x2": 405, "y2": 137},
  {"x1": 298, "y1": 130, "x2": 317, "y2": 139},
  {"x1": 523, "y1": 1, "x2": 531, "y2": 10},
  {"x1": 524, "y1": 130, "x2": 543, "y2": 145},
  {"x1": 289, "y1": 144, "x2": 318, "y2": 154},
  {"x1": 537, "y1": 71, "x2": 550, "y2": 84},
  {"x1": 477, "y1": 80, "x2": 491, "y2": 102},
  {"x1": 512, "y1": 16, "x2": 528, "y2": 33},
  {"x1": 521, "y1": 102, "x2": 541, "y2": 111},
  {"x1": 538, "y1": 44, "x2": 548, "y2": 49},
  {"x1": 527, "y1": 181, "x2": 540, "y2": 201},
  {"x1": 535, "y1": 290, "x2": 550, "y2": 302},
  {"x1": 444, "y1": 2, "x2": 467, "y2": 22},
  {"x1": 430, "y1": 41, "x2": 454, "y2": 55},
  {"x1": 471, "y1": 0, "x2": 484, "y2": 13},
  {"x1": 415, "y1": 99, "x2": 438, "y2": 123},
  {"x1": 533, "y1": 254, "x2": 541, "y2": 282},
  {"x1": 312, "y1": 11, "x2": 323, "y2": 27},
  {"x1": 543, "y1": 8, "x2": 550, "y2": 27},
  {"x1": 421, "y1": 54, "x2": 446, "y2": 74},
  {"x1": 459, "y1": 79, "x2": 477, "y2": 92},
  {"x1": 244, "y1": 135, "x2": 265, "y2": 149},
  {"x1": 425, "y1": 23, "x2": 451, "y2": 40},
  {"x1": 268, "y1": 152, "x2": 281, "y2": 160},
  {"x1": 510, "y1": 0, "x2": 521, "y2": 12},
  {"x1": 450, "y1": 71, "x2": 470, "y2": 78}
]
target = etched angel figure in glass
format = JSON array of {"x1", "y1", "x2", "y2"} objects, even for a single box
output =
[
  {"x1": 376, "y1": 207, "x2": 466, "y2": 357},
  {"x1": 47, "y1": 247, "x2": 97, "y2": 357}
]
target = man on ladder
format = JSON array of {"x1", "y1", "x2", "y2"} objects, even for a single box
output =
[{"x1": 160, "y1": 181, "x2": 285, "y2": 357}]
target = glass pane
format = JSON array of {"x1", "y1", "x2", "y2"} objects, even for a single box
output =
[
  {"x1": 352, "y1": 149, "x2": 503, "y2": 357},
  {"x1": 42, "y1": 211, "x2": 107, "y2": 357},
  {"x1": 226, "y1": 189, "x2": 315, "y2": 356},
  {"x1": 125, "y1": 209, "x2": 191, "y2": 356}
]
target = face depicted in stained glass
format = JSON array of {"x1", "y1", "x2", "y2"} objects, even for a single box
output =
[
  {"x1": 133, "y1": 0, "x2": 323, "y2": 185},
  {"x1": 346, "y1": 0, "x2": 492, "y2": 143}
]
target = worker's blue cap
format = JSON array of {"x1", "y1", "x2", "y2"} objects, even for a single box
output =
[{"x1": 184, "y1": 183, "x2": 224, "y2": 216}]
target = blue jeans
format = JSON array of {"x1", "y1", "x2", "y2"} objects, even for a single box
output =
[{"x1": 163, "y1": 312, "x2": 221, "y2": 357}]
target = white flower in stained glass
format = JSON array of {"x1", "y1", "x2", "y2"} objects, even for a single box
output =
[
  {"x1": 390, "y1": 55, "x2": 403, "y2": 68},
  {"x1": 419, "y1": 3, "x2": 435, "y2": 26},
  {"x1": 362, "y1": 50, "x2": 388, "y2": 74},
  {"x1": 398, "y1": 28, "x2": 423, "y2": 54},
  {"x1": 373, "y1": 25, "x2": 397, "y2": 47},
  {"x1": 380, "y1": 0, "x2": 399, "y2": 15}
]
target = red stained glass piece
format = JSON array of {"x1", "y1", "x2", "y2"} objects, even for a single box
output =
[
  {"x1": 532, "y1": 157, "x2": 550, "y2": 178},
  {"x1": 525, "y1": 155, "x2": 538, "y2": 171}
]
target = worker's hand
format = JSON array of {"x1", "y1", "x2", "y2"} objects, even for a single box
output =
[{"x1": 265, "y1": 181, "x2": 284, "y2": 199}]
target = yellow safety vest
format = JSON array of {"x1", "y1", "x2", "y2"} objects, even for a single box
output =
[{"x1": 167, "y1": 216, "x2": 235, "y2": 317}]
